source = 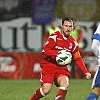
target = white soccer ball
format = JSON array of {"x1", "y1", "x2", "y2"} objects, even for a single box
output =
[{"x1": 56, "y1": 50, "x2": 72, "y2": 66}]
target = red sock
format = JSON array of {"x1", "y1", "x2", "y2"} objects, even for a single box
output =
[
  {"x1": 54, "y1": 87, "x2": 68, "y2": 100},
  {"x1": 30, "y1": 88, "x2": 44, "y2": 100}
]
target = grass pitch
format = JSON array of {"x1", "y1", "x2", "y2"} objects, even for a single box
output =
[{"x1": 0, "y1": 78, "x2": 99, "y2": 100}]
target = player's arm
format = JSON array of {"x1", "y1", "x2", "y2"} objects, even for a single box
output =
[
  {"x1": 91, "y1": 39, "x2": 99, "y2": 57},
  {"x1": 73, "y1": 51, "x2": 88, "y2": 74},
  {"x1": 73, "y1": 51, "x2": 91, "y2": 79},
  {"x1": 42, "y1": 35, "x2": 59, "y2": 59},
  {"x1": 91, "y1": 33, "x2": 100, "y2": 57}
]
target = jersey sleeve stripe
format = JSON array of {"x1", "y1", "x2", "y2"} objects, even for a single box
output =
[{"x1": 73, "y1": 51, "x2": 81, "y2": 59}]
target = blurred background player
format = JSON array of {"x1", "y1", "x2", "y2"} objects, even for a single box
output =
[
  {"x1": 43, "y1": 19, "x2": 60, "y2": 47},
  {"x1": 86, "y1": 23, "x2": 100, "y2": 100},
  {"x1": 29, "y1": 17, "x2": 91, "y2": 100},
  {"x1": 71, "y1": 21, "x2": 84, "y2": 78},
  {"x1": 71, "y1": 22, "x2": 83, "y2": 52}
]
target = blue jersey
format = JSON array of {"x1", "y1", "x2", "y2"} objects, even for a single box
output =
[
  {"x1": 92, "y1": 33, "x2": 100, "y2": 66},
  {"x1": 91, "y1": 24, "x2": 100, "y2": 88}
]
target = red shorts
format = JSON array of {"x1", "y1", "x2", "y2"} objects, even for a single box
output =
[{"x1": 40, "y1": 62, "x2": 70, "y2": 86}]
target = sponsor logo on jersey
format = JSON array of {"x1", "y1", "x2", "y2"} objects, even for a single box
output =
[
  {"x1": 69, "y1": 43, "x2": 72, "y2": 49},
  {"x1": 57, "y1": 38, "x2": 62, "y2": 40}
]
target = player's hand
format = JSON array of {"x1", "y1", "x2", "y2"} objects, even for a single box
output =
[{"x1": 85, "y1": 72, "x2": 91, "y2": 80}]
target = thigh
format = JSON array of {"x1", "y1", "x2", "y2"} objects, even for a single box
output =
[
  {"x1": 40, "y1": 67, "x2": 55, "y2": 86},
  {"x1": 92, "y1": 66, "x2": 100, "y2": 88},
  {"x1": 54, "y1": 67, "x2": 70, "y2": 87},
  {"x1": 57, "y1": 76, "x2": 69, "y2": 88}
]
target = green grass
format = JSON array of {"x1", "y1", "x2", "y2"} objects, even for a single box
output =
[{"x1": 0, "y1": 79, "x2": 99, "y2": 100}]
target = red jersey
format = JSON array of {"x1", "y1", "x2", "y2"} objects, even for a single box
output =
[{"x1": 41, "y1": 30, "x2": 88, "y2": 75}]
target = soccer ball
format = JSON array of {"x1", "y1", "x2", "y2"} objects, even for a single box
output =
[{"x1": 56, "y1": 50, "x2": 72, "y2": 66}]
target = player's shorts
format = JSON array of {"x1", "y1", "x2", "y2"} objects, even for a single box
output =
[
  {"x1": 40, "y1": 62, "x2": 70, "y2": 86},
  {"x1": 91, "y1": 66, "x2": 100, "y2": 88}
]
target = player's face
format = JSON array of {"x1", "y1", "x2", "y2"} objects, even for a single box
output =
[
  {"x1": 61, "y1": 20, "x2": 74, "y2": 37},
  {"x1": 51, "y1": 21, "x2": 57, "y2": 28}
]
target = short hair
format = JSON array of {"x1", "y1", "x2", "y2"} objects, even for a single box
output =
[
  {"x1": 62, "y1": 17, "x2": 75, "y2": 25},
  {"x1": 50, "y1": 18, "x2": 57, "y2": 23}
]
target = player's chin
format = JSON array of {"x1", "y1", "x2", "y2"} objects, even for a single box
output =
[{"x1": 65, "y1": 32, "x2": 70, "y2": 37}]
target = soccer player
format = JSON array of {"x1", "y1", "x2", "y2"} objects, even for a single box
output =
[
  {"x1": 29, "y1": 17, "x2": 91, "y2": 100},
  {"x1": 43, "y1": 19, "x2": 60, "y2": 47},
  {"x1": 86, "y1": 23, "x2": 100, "y2": 100}
]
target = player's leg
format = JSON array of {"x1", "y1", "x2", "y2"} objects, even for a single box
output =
[
  {"x1": 29, "y1": 83, "x2": 52, "y2": 100},
  {"x1": 29, "y1": 67, "x2": 54, "y2": 100},
  {"x1": 86, "y1": 66, "x2": 100, "y2": 100},
  {"x1": 54, "y1": 75, "x2": 69, "y2": 100},
  {"x1": 86, "y1": 87, "x2": 100, "y2": 100},
  {"x1": 29, "y1": 87, "x2": 44, "y2": 100},
  {"x1": 86, "y1": 88, "x2": 99, "y2": 100}
]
